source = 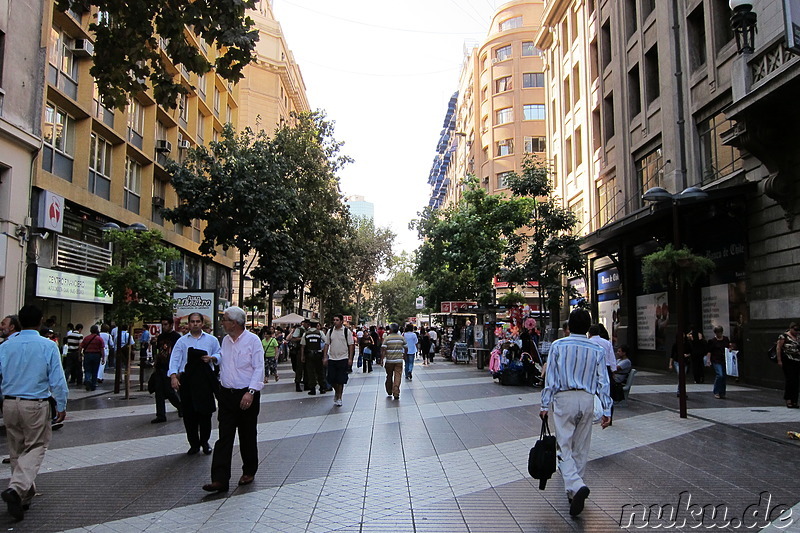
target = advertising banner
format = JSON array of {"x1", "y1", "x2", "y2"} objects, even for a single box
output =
[
  {"x1": 597, "y1": 299, "x2": 620, "y2": 344},
  {"x1": 36, "y1": 267, "x2": 112, "y2": 304},
  {"x1": 173, "y1": 291, "x2": 215, "y2": 331},
  {"x1": 702, "y1": 284, "x2": 730, "y2": 340},
  {"x1": 636, "y1": 292, "x2": 668, "y2": 350}
]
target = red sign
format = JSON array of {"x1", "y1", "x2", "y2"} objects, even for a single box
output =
[
  {"x1": 440, "y1": 301, "x2": 477, "y2": 313},
  {"x1": 343, "y1": 315, "x2": 353, "y2": 323},
  {"x1": 441, "y1": 302, "x2": 452, "y2": 313}
]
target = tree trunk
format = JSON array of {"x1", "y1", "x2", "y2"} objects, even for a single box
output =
[
  {"x1": 238, "y1": 250, "x2": 245, "y2": 305},
  {"x1": 268, "y1": 289, "x2": 274, "y2": 324},
  {"x1": 354, "y1": 288, "x2": 362, "y2": 326},
  {"x1": 298, "y1": 281, "x2": 305, "y2": 316}
]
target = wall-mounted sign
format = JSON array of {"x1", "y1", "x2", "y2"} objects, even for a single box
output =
[
  {"x1": 38, "y1": 191, "x2": 64, "y2": 233},
  {"x1": 596, "y1": 267, "x2": 620, "y2": 293},
  {"x1": 36, "y1": 267, "x2": 112, "y2": 304}
]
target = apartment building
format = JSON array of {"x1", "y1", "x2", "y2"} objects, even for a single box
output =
[
  {"x1": 429, "y1": 1, "x2": 547, "y2": 210},
  {"x1": 0, "y1": 0, "x2": 48, "y2": 317},
  {"x1": 30, "y1": 1, "x2": 238, "y2": 329}
]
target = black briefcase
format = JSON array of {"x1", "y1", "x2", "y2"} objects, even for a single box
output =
[{"x1": 528, "y1": 417, "x2": 557, "y2": 490}]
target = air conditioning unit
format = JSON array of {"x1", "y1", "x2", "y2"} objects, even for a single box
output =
[
  {"x1": 70, "y1": 39, "x2": 94, "y2": 58},
  {"x1": 155, "y1": 140, "x2": 172, "y2": 153},
  {"x1": 177, "y1": 140, "x2": 191, "y2": 149},
  {"x1": 152, "y1": 196, "x2": 165, "y2": 208}
]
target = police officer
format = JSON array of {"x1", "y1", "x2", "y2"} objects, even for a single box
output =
[{"x1": 301, "y1": 319, "x2": 327, "y2": 395}]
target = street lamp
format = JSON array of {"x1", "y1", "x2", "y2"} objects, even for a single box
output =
[
  {"x1": 642, "y1": 186, "x2": 709, "y2": 419},
  {"x1": 730, "y1": 0, "x2": 757, "y2": 54}
]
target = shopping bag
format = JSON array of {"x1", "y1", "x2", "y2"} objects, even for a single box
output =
[
  {"x1": 725, "y1": 348, "x2": 739, "y2": 377},
  {"x1": 593, "y1": 395, "x2": 603, "y2": 424},
  {"x1": 528, "y1": 417, "x2": 557, "y2": 490},
  {"x1": 97, "y1": 360, "x2": 106, "y2": 382}
]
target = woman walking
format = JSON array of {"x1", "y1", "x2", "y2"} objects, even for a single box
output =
[
  {"x1": 80, "y1": 325, "x2": 105, "y2": 391},
  {"x1": 261, "y1": 327, "x2": 279, "y2": 383},
  {"x1": 777, "y1": 322, "x2": 800, "y2": 408}
]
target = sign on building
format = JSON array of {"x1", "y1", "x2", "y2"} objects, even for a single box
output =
[
  {"x1": 785, "y1": 0, "x2": 800, "y2": 54},
  {"x1": 35, "y1": 267, "x2": 112, "y2": 304},
  {"x1": 38, "y1": 191, "x2": 64, "y2": 233},
  {"x1": 174, "y1": 290, "x2": 216, "y2": 331}
]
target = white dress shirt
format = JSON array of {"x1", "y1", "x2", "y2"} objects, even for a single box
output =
[
  {"x1": 168, "y1": 331, "x2": 221, "y2": 377},
  {"x1": 214, "y1": 329, "x2": 264, "y2": 392},
  {"x1": 589, "y1": 335, "x2": 617, "y2": 371}
]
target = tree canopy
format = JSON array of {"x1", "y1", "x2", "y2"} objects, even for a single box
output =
[
  {"x1": 55, "y1": 0, "x2": 259, "y2": 109},
  {"x1": 371, "y1": 254, "x2": 422, "y2": 325},
  {"x1": 346, "y1": 217, "x2": 395, "y2": 324}
]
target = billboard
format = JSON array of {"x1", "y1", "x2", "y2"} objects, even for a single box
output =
[{"x1": 173, "y1": 290, "x2": 215, "y2": 331}]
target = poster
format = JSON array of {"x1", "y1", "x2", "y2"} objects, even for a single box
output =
[
  {"x1": 173, "y1": 290, "x2": 216, "y2": 332},
  {"x1": 701, "y1": 284, "x2": 729, "y2": 340},
  {"x1": 597, "y1": 299, "x2": 620, "y2": 345},
  {"x1": 636, "y1": 292, "x2": 668, "y2": 350}
]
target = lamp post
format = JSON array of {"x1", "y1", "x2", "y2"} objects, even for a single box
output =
[
  {"x1": 101, "y1": 221, "x2": 148, "y2": 398},
  {"x1": 642, "y1": 187, "x2": 709, "y2": 418},
  {"x1": 730, "y1": 1, "x2": 757, "y2": 54}
]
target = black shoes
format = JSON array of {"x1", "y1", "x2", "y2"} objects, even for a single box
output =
[
  {"x1": 296, "y1": 383, "x2": 302, "y2": 392},
  {"x1": 151, "y1": 417, "x2": 167, "y2": 424},
  {"x1": 202, "y1": 482, "x2": 228, "y2": 493},
  {"x1": 2, "y1": 488, "x2": 23, "y2": 521},
  {"x1": 569, "y1": 486, "x2": 590, "y2": 516},
  {"x1": 202, "y1": 444, "x2": 213, "y2": 455},
  {"x1": 308, "y1": 389, "x2": 316, "y2": 396},
  {"x1": 187, "y1": 447, "x2": 200, "y2": 455}
]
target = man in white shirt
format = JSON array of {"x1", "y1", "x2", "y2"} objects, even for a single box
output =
[
  {"x1": 324, "y1": 315, "x2": 354, "y2": 407},
  {"x1": 201, "y1": 306, "x2": 264, "y2": 493},
  {"x1": 170, "y1": 313, "x2": 221, "y2": 455}
]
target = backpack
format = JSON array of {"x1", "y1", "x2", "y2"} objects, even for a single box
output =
[{"x1": 305, "y1": 331, "x2": 323, "y2": 354}]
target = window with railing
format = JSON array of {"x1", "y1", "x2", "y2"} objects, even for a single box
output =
[
  {"x1": 636, "y1": 146, "x2": 664, "y2": 204},
  {"x1": 699, "y1": 113, "x2": 742, "y2": 184},
  {"x1": 43, "y1": 103, "x2": 75, "y2": 181},
  {"x1": 89, "y1": 133, "x2": 112, "y2": 200},
  {"x1": 127, "y1": 99, "x2": 144, "y2": 149},
  {"x1": 124, "y1": 157, "x2": 142, "y2": 214},
  {"x1": 48, "y1": 26, "x2": 78, "y2": 99}
]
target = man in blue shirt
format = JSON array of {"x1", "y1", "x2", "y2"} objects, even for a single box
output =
[
  {"x1": 0, "y1": 305, "x2": 68, "y2": 521},
  {"x1": 169, "y1": 312, "x2": 220, "y2": 455},
  {"x1": 540, "y1": 308, "x2": 611, "y2": 517}
]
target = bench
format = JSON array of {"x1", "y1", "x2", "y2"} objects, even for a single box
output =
[{"x1": 616, "y1": 368, "x2": 637, "y2": 407}]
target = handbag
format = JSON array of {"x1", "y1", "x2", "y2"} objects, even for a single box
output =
[{"x1": 528, "y1": 417, "x2": 557, "y2": 490}]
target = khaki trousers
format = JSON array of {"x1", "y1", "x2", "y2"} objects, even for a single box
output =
[
  {"x1": 384, "y1": 361, "x2": 403, "y2": 398},
  {"x1": 552, "y1": 390, "x2": 594, "y2": 498},
  {"x1": 4, "y1": 398, "x2": 52, "y2": 504}
]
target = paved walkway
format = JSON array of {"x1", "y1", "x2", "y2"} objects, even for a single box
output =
[{"x1": 2, "y1": 360, "x2": 800, "y2": 532}]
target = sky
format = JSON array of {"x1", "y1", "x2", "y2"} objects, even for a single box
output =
[{"x1": 272, "y1": 0, "x2": 504, "y2": 256}]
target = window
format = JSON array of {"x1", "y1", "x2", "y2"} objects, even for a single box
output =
[
  {"x1": 625, "y1": 0, "x2": 638, "y2": 40},
  {"x1": 495, "y1": 45, "x2": 512, "y2": 62},
  {"x1": 178, "y1": 93, "x2": 188, "y2": 127},
  {"x1": 570, "y1": 199, "x2": 585, "y2": 229},
  {"x1": 499, "y1": 16, "x2": 523, "y2": 31},
  {"x1": 482, "y1": 115, "x2": 489, "y2": 132},
  {"x1": 497, "y1": 171, "x2": 512, "y2": 189},
  {"x1": 592, "y1": 109, "x2": 602, "y2": 151},
  {"x1": 642, "y1": 0, "x2": 656, "y2": 19},
  {"x1": 42, "y1": 103, "x2": 76, "y2": 181},
  {"x1": 127, "y1": 99, "x2": 145, "y2": 149},
  {"x1": 152, "y1": 178, "x2": 166, "y2": 225},
  {"x1": 495, "y1": 76, "x2": 513, "y2": 93},
  {"x1": 523, "y1": 104, "x2": 545, "y2": 120},
  {"x1": 48, "y1": 26, "x2": 79, "y2": 99},
  {"x1": 600, "y1": 19, "x2": 612, "y2": 70},
  {"x1": 603, "y1": 93, "x2": 615, "y2": 141},
  {"x1": 636, "y1": 147, "x2": 664, "y2": 199},
  {"x1": 628, "y1": 64, "x2": 641, "y2": 116},
  {"x1": 565, "y1": 137, "x2": 573, "y2": 174},
  {"x1": 92, "y1": 84, "x2": 114, "y2": 127},
  {"x1": 575, "y1": 127, "x2": 583, "y2": 167},
  {"x1": 196, "y1": 111, "x2": 205, "y2": 145},
  {"x1": 213, "y1": 87, "x2": 221, "y2": 116},
  {"x1": 524, "y1": 136, "x2": 546, "y2": 153},
  {"x1": 226, "y1": 105, "x2": 232, "y2": 124},
  {"x1": 698, "y1": 113, "x2": 742, "y2": 184},
  {"x1": 523, "y1": 73, "x2": 544, "y2": 88},
  {"x1": 597, "y1": 176, "x2": 618, "y2": 227},
  {"x1": 496, "y1": 107, "x2": 513, "y2": 125},
  {"x1": 572, "y1": 65, "x2": 580, "y2": 105},
  {"x1": 571, "y1": 7, "x2": 579, "y2": 43},
  {"x1": 522, "y1": 41, "x2": 542, "y2": 57},
  {"x1": 563, "y1": 76, "x2": 571, "y2": 113},
  {"x1": 481, "y1": 54, "x2": 488, "y2": 70},
  {"x1": 192, "y1": 218, "x2": 201, "y2": 243},
  {"x1": 589, "y1": 40, "x2": 599, "y2": 82},
  {"x1": 198, "y1": 73, "x2": 207, "y2": 98},
  {"x1": 687, "y1": 5, "x2": 707, "y2": 71},
  {"x1": 644, "y1": 45, "x2": 660, "y2": 105},
  {"x1": 89, "y1": 133, "x2": 112, "y2": 200},
  {"x1": 0, "y1": 31, "x2": 6, "y2": 88},
  {"x1": 712, "y1": 0, "x2": 735, "y2": 52},
  {"x1": 497, "y1": 138, "x2": 514, "y2": 156},
  {"x1": 124, "y1": 157, "x2": 142, "y2": 214}
]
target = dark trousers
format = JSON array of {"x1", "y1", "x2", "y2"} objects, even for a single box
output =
[
  {"x1": 180, "y1": 377, "x2": 213, "y2": 448},
  {"x1": 64, "y1": 352, "x2": 82, "y2": 385},
  {"x1": 691, "y1": 354, "x2": 706, "y2": 383},
  {"x1": 83, "y1": 352, "x2": 101, "y2": 390},
  {"x1": 154, "y1": 372, "x2": 181, "y2": 419},
  {"x1": 211, "y1": 387, "x2": 260, "y2": 484},
  {"x1": 362, "y1": 352, "x2": 373, "y2": 373},
  {"x1": 305, "y1": 352, "x2": 326, "y2": 390},
  {"x1": 290, "y1": 347, "x2": 305, "y2": 386},
  {"x1": 783, "y1": 358, "x2": 800, "y2": 403}
]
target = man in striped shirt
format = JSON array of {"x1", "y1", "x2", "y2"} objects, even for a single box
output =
[
  {"x1": 381, "y1": 323, "x2": 407, "y2": 400},
  {"x1": 540, "y1": 308, "x2": 612, "y2": 517}
]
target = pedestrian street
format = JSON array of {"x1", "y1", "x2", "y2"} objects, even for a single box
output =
[{"x1": 2, "y1": 361, "x2": 800, "y2": 532}]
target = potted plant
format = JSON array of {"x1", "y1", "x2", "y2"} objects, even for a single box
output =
[{"x1": 641, "y1": 244, "x2": 715, "y2": 291}]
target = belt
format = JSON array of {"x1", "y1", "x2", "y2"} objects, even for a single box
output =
[
  {"x1": 3, "y1": 396, "x2": 45, "y2": 402},
  {"x1": 219, "y1": 386, "x2": 249, "y2": 392}
]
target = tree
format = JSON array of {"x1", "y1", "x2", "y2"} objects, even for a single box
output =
[
  {"x1": 55, "y1": 0, "x2": 259, "y2": 109},
  {"x1": 372, "y1": 259, "x2": 421, "y2": 325},
  {"x1": 504, "y1": 157, "x2": 585, "y2": 326},
  {"x1": 346, "y1": 217, "x2": 395, "y2": 325},
  {"x1": 413, "y1": 175, "x2": 533, "y2": 309},
  {"x1": 97, "y1": 228, "x2": 179, "y2": 398}
]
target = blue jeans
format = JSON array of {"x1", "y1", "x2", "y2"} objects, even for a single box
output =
[
  {"x1": 405, "y1": 353, "x2": 415, "y2": 377},
  {"x1": 712, "y1": 363, "x2": 726, "y2": 397},
  {"x1": 83, "y1": 352, "x2": 102, "y2": 390}
]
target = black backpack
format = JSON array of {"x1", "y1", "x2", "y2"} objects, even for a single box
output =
[
  {"x1": 305, "y1": 331, "x2": 323, "y2": 354},
  {"x1": 528, "y1": 417, "x2": 557, "y2": 490}
]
